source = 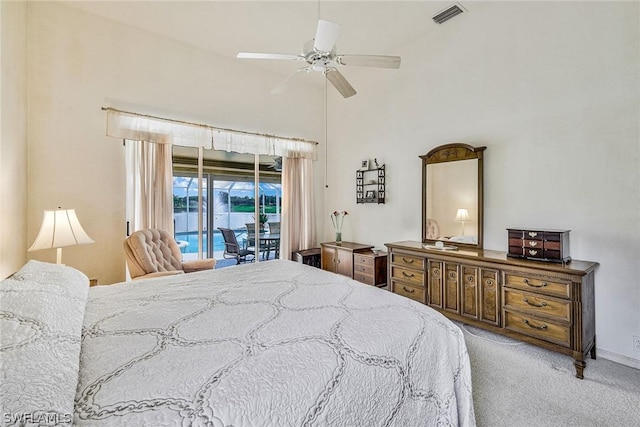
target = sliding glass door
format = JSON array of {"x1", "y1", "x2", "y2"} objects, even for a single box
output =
[{"x1": 172, "y1": 152, "x2": 282, "y2": 261}]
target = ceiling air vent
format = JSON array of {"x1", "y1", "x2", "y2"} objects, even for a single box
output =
[{"x1": 432, "y1": 4, "x2": 465, "y2": 24}]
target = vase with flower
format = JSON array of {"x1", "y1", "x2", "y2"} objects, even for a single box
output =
[{"x1": 331, "y1": 211, "x2": 348, "y2": 244}]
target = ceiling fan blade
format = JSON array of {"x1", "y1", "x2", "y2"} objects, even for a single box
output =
[
  {"x1": 325, "y1": 68, "x2": 356, "y2": 98},
  {"x1": 336, "y1": 54, "x2": 401, "y2": 69},
  {"x1": 271, "y1": 67, "x2": 311, "y2": 94},
  {"x1": 237, "y1": 52, "x2": 304, "y2": 61},
  {"x1": 314, "y1": 19, "x2": 340, "y2": 52}
]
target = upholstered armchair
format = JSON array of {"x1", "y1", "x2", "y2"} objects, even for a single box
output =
[{"x1": 124, "y1": 229, "x2": 215, "y2": 280}]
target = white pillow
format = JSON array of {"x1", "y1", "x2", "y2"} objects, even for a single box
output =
[{"x1": 0, "y1": 260, "x2": 88, "y2": 425}]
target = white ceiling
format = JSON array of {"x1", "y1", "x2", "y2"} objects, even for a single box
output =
[{"x1": 61, "y1": 1, "x2": 468, "y2": 78}]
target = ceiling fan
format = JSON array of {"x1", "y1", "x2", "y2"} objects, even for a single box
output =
[{"x1": 237, "y1": 19, "x2": 401, "y2": 98}]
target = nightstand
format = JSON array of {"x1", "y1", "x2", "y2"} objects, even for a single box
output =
[{"x1": 353, "y1": 250, "x2": 387, "y2": 287}]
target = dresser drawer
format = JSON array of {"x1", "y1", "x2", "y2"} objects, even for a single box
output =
[
  {"x1": 391, "y1": 266, "x2": 425, "y2": 287},
  {"x1": 523, "y1": 230, "x2": 543, "y2": 240},
  {"x1": 353, "y1": 262, "x2": 373, "y2": 275},
  {"x1": 354, "y1": 272, "x2": 374, "y2": 285},
  {"x1": 503, "y1": 289, "x2": 571, "y2": 322},
  {"x1": 391, "y1": 253, "x2": 426, "y2": 269},
  {"x1": 354, "y1": 253, "x2": 374, "y2": 266},
  {"x1": 508, "y1": 230, "x2": 524, "y2": 239},
  {"x1": 504, "y1": 273, "x2": 570, "y2": 299},
  {"x1": 393, "y1": 281, "x2": 425, "y2": 303},
  {"x1": 523, "y1": 239, "x2": 542, "y2": 248},
  {"x1": 504, "y1": 310, "x2": 571, "y2": 348},
  {"x1": 522, "y1": 248, "x2": 544, "y2": 259}
]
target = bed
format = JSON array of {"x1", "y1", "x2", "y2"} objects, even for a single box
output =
[{"x1": 1, "y1": 259, "x2": 475, "y2": 426}]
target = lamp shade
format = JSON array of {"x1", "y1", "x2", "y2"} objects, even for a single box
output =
[
  {"x1": 455, "y1": 208, "x2": 470, "y2": 222},
  {"x1": 29, "y1": 209, "x2": 94, "y2": 251}
]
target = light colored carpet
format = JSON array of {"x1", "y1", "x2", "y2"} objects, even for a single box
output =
[{"x1": 459, "y1": 322, "x2": 640, "y2": 426}]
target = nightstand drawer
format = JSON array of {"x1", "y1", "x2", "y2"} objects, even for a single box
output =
[
  {"x1": 391, "y1": 266, "x2": 425, "y2": 287},
  {"x1": 353, "y1": 263, "x2": 374, "y2": 275},
  {"x1": 354, "y1": 272, "x2": 374, "y2": 285},
  {"x1": 391, "y1": 253, "x2": 426, "y2": 269},
  {"x1": 354, "y1": 254, "x2": 374, "y2": 266},
  {"x1": 503, "y1": 289, "x2": 571, "y2": 322},
  {"x1": 393, "y1": 281, "x2": 425, "y2": 303},
  {"x1": 504, "y1": 273, "x2": 570, "y2": 299},
  {"x1": 504, "y1": 310, "x2": 571, "y2": 348}
]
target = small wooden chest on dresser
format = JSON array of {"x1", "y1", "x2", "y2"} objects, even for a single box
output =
[{"x1": 507, "y1": 228, "x2": 571, "y2": 263}]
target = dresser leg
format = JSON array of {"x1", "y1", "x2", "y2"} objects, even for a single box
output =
[
  {"x1": 574, "y1": 359, "x2": 585, "y2": 379},
  {"x1": 590, "y1": 337, "x2": 597, "y2": 359}
]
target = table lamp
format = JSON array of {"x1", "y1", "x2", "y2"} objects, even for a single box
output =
[
  {"x1": 28, "y1": 208, "x2": 95, "y2": 264},
  {"x1": 455, "y1": 208, "x2": 470, "y2": 236}
]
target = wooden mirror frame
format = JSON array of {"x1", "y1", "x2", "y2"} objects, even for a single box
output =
[{"x1": 420, "y1": 143, "x2": 486, "y2": 249}]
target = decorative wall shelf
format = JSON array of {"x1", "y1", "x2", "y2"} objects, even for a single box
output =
[{"x1": 356, "y1": 165, "x2": 385, "y2": 204}]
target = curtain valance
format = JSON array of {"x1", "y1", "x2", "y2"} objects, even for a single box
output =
[{"x1": 104, "y1": 107, "x2": 317, "y2": 159}]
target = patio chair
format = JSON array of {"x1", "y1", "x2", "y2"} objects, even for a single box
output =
[
  {"x1": 124, "y1": 228, "x2": 216, "y2": 280},
  {"x1": 245, "y1": 223, "x2": 274, "y2": 259},
  {"x1": 265, "y1": 222, "x2": 280, "y2": 259},
  {"x1": 219, "y1": 227, "x2": 255, "y2": 264}
]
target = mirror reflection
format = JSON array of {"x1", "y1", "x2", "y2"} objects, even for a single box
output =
[
  {"x1": 426, "y1": 159, "x2": 478, "y2": 244},
  {"x1": 421, "y1": 143, "x2": 485, "y2": 249}
]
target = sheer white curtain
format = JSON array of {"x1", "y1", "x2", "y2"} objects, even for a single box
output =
[
  {"x1": 281, "y1": 156, "x2": 316, "y2": 259},
  {"x1": 124, "y1": 140, "x2": 174, "y2": 234},
  {"x1": 106, "y1": 107, "x2": 317, "y2": 262}
]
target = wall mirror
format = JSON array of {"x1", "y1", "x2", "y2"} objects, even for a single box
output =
[{"x1": 421, "y1": 143, "x2": 486, "y2": 249}]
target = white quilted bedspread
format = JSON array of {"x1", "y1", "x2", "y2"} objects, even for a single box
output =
[
  {"x1": 76, "y1": 260, "x2": 475, "y2": 426},
  {"x1": 1, "y1": 259, "x2": 475, "y2": 426}
]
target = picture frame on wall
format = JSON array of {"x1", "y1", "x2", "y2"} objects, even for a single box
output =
[
  {"x1": 366, "y1": 190, "x2": 376, "y2": 199},
  {"x1": 360, "y1": 160, "x2": 369, "y2": 170}
]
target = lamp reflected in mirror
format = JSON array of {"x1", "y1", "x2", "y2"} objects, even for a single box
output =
[{"x1": 455, "y1": 208, "x2": 470, "y2": 236}]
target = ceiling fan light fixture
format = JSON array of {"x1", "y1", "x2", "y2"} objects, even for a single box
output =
[{"x1": 236, "y1": 18, "x2": 401, "y2": 98}]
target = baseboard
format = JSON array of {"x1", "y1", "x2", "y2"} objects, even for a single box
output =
[{"x1": 598, "y1": 348, "x2": 640, "y2": 369}]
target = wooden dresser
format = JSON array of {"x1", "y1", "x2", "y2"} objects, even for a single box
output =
[
  {"x1": 321, "y1": 241, "x2": 373, "y2": 278},
  {"x1": 385, "y1": 240, "x2": 599, "y2": 378}
]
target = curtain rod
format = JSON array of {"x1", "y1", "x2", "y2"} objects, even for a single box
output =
[{"x1": 101, "y1": 107, "x2": 319, "y2": 145}]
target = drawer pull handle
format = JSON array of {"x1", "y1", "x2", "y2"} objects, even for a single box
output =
[
  {"x1": 402, "y1": 257, "x2": 415, "y2": 264},
  {"x1": 402, "y1": 271, "x2": 415, "y2": 278},
  {"x1": 522, "y1": 278, "x2": 547, "y2": 288},
  {"x1": 448, "y1": 272, "x2": 457, "y2": 279},
  {"x1": 523, "y1": 297, "x2": 547, "y2": 308},
  {"x1": 523, "y1": 319, "x2": 548, "y2": 330},
  {"x1": 528, "y1": 232, "x2": 538, "y2": 238},
  {"x1": 528, "y1": 249, "x2": 538, "y2": 256},
  {"x1": 485, "y1": 279, "x2": 494, "y2": 287},
  {"x1": 402, "y1": 286, "x2": 415, "y2": 293},
  {"x1": 528, "y1": 241, "x2": 538, "y2": 247}
]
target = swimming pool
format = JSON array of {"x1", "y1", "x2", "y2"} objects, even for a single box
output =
[{"x1": 175, "y1": 230, "x2": 246, "y2": 254}]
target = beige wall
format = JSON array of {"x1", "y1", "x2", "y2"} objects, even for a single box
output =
[
  {"x1": 25, "y1": 2, "x2": 323, "y2": 284},
  {"x1": 324, "y1": 2, "x2": 640, "y2": 365},
  {"x1": 0, "y1": 0, "x2": 28, "y2": 279}
]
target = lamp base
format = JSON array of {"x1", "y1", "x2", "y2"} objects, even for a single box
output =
[{"x1": 56, "y1": 247, "x2": 63, "y2": 265}]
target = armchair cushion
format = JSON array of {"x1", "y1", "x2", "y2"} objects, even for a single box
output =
[{"x1": 182, "y1": 258, "x2": 216, "y2": 273}]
